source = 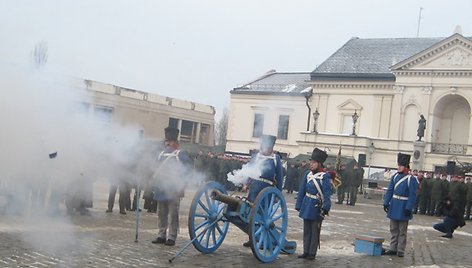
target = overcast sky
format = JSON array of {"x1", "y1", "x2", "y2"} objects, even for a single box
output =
[{"x1": 1, "y1": 0, "x2": 471, "y2": 119}]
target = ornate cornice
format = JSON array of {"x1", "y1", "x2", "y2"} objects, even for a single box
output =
[
  {"x1": 393, "y1": 86, "x2": 405, "y2": 94},
  {"x1": 313, "y1": 83, "x2": 392, "y2": 89},
  {"x1": 394, "y1": 70, "x2": 472, "y2": 77},
  {"x1": 422, "y1": 87, "x2": 433, "y2": 95},
  {"x1": 399, "y1": 38, "x2": 472, "y2": 70}
]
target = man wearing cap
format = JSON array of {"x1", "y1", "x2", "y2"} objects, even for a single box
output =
[
  {"x1": 295, "y1": 148, "x2": 332, "y2": 260},
  {"x1": 245, "y1": 134, "x2": 284, "y2": 202},
  {"x1": 242, "y1": 134, "x2": 283, "y2": 247},
  {"x1": 151, "y1": 127, "x2": 191, "y2": 246},
  {"x1": 382, "y1": 153, "x2": 419, "y2": 257}
]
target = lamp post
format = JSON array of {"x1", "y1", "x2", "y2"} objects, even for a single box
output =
[
  {"x1": 313, "y1": 108, "x2": 320, "y2": 133},
  {"x1": 351, "y1": 110, "x2": 359, "y2": 136},
  {"x1": 301, "y1": 87, "x2": 313, "y2": 132}
]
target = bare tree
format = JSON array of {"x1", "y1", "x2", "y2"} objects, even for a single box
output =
[
  {"x1": 215, "y1": 108, "x2": 229, "y2": 146},
  {"x1": 31, "y1": 41, "x2": 48, "y2": 69}
]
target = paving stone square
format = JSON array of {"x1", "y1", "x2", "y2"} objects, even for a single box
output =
[{"x1": 1, "y1": 180, "x2": 471, "y2": 268}]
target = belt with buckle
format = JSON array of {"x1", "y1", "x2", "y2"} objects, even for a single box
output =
[
  {"x1": 393, "y1": 194, "x2": 408, "y2": 200},
  {"x1": 305, "y1": 193, "x2": 319, "y2": 199},
  {"x1": 253, "y1": 177, "x2": 274, "y2": 186}
]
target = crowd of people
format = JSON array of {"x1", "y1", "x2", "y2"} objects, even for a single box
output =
[
  {"x1": 382, "y1": 154, "x2": 468, "y2": 258},
  {"x1": 334, "y1": 164, "x2": 364, "y2": 206},
  {"x1": 410, "y1": 170, "x2": 472, "y2": 222}
]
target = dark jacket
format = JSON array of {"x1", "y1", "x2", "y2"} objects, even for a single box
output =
[{"x1": 438, "y1": 198, "x2": 466, "y2": 228}]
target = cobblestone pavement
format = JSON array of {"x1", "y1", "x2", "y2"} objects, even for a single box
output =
[{"x1": 1, "y1": 180, "x2": 471, "y2": 267}]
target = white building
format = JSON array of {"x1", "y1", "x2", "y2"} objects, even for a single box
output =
[
  {"x1": 226, "y1": 33, "x2": 472, "y2": 171},
  {"x1": 82, "y1": 80, "x2": 216, "y2": 145}
]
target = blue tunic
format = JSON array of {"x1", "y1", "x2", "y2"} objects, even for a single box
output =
[
  {"x1": 295, "y1": 171, "x2": 332, "y2": 221},
  {"x1": 383, "y1": 172, "x2": 419, "y2": 221},
  {"x1": 153, "y1": 148, "x2": 191, "y2": 201},
  {"x1": 247, "y1": 153, "x2": 283, "y2": 202}
]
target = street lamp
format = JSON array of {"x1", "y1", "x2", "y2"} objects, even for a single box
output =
[
  {"x1": 351, "y1": 110, "x2": 359, "y2": 136},
  {"x1": 301, "y1": 87, "x2": 313, "y2": 132},
  {"x1": 313, "y1": 108, "x2": 320, "y2": 133}
]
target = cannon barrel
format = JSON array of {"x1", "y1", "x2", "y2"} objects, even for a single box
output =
[{"x1": 210, "y1": 189, "x2": 244, "y2": 211}]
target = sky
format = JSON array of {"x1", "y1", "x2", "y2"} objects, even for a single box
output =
[{"x1": 1, "y1": 0, "x2": 472, "y2": 119}]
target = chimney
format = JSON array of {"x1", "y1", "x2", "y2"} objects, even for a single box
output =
[{"x1": 454, "y1": 25, "x2": 463, "y2": 35}]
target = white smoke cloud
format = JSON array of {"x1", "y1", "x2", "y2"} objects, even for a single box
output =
[
  {"x1": 0, "y1": 62, "x2": 206, "y2": 256},
  {"x1": 0, "y1": 65, "x2": 147, "y2": 254},
  {"x1": 226, "y1": 154, "x2": 269, "y2": 186}
]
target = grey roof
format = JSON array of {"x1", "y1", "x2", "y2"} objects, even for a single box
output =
[
  {"x1": 311, "y1": 37, "x2": 447, "y2": 80},
  {"x1": 231, "y1": 72, "x2": 311, "y2": 95}
]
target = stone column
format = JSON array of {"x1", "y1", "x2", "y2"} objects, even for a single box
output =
[
  {"x1": 390, "y1": 86, "x2": 404, "y2": 140},
  {"x1": 177, "y1": 119, "x2": 182, "y2": 140},
  {"x1": 195, "y1": 122, "x2": 201, "y2": 144}
]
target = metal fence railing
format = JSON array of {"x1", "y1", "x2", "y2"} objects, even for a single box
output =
[{"x1": 431, "y1": 143, "x2": 467, "y2": 155}]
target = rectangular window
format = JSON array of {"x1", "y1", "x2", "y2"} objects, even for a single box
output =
[
  {"x1": 181, "y1": 120, "x2": 197, "y2": 143},
  {"x1": 199, "y1": 123, "x2": 210, "y2": 145},
  {"x1": 94, "y1": 105, "x2": 113, "y2": 123},
  {"x1": 73, "y1": 102, "x2": 90, "y2": 120},
  {"x1": 181, "y1": 120, "x2": 194, "y2": 136},
  {"x1": 168, "y1": 117, "x2": 179, "y2": 128},
  {"x1": 252, "y1": 113, "x2": 264, "y2": 138},
  {"x1": 277, "y1": 115, "x2": 289, "y2": 140}
]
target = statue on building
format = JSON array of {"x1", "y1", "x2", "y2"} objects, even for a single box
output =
[{"x1": 417, "y1": 114, "x2": 426, "y2": 141}]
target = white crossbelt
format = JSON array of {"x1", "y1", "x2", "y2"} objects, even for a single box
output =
[
  {"x1": 253, "y1": 177, "x2": 274, "y2": 186},
  {"x1": 305, "y1": 193, "x2": 319, "y2": 200},
  {"x1": 392, "y1": 194, "x2": 409, "y2": 201}
]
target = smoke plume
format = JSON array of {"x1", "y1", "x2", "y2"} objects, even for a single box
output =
[{"x1": 226, "y1": 155, "x2": 269, "y2": 186}]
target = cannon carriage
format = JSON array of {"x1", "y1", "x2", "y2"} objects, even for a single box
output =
[{"x1": 187, "y1": 181, "x2": 296, "y2": 263}]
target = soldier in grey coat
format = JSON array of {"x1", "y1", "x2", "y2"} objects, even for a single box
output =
[{"x1": 348, "y1": 164, "x2": 364, "y2": 205}]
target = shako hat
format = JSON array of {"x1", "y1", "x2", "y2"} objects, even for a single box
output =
[
  {"x1": 260, "y1": 134, "x2": 276, "y2": 149},
  {"x1": 397, "y1": 153, "x2": 411, "y2": 167},
  {"x1": 310, "y1": 148, "x2": 328, "y2": 164}
]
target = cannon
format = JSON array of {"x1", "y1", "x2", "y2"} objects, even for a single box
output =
[{"x1": 187, "y1": 181, "x2": 296, "y2": 263}]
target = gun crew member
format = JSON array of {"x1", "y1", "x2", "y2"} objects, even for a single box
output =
[
  {"x1": 295, "y1": 148, "x2": 332, "y2": 260},
  {"x1": 382, "y1": 153, "x2": 418, "y2": 257},
  {"x1": 242, "y1": 134, "x2": 283, "y2": 247},
  {"x1": 151, "y1": 127, "x2": 191, "y2": 246}
]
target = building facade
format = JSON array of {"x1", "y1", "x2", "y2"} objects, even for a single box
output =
[
  {"x1": 226, "y1": 33, "x2": 472, "y2": 171},
  {"x1": 226, "y1": 71, "x2": 310, "y2": 157},
  {"x1": 80, "y1": 80, "x2": 215, "y2": 145}
]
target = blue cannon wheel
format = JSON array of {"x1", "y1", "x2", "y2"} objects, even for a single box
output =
[
  {"x1": 188, "y1": 181, "x2": 229, "y2": 254},
  {"x1": 249, "y1": 187, "x2": 288, "y2": 263}
]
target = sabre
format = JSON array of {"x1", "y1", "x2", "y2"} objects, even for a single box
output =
[
  {"x1": 318, "y1": 212, "x2": 325, "y2": 249},
  {"x1": 168, "y1": 216, "x2": 223, "y2": 263},
  {"x1": 134, "y1": 180, "x2": 140, "y2": 243}
]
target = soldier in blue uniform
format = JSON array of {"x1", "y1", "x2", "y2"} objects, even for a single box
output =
[
  {"x1": 151, "y1": 127, "x2": 191, "y2": 246},
  {"x1": 242, "y1": 134, "x2": 284, "y2": 247},
  {"x1": 245, "y1": 134, "x2": 284, "y2": 202},
  {"x1": 382, "y1": 153, "x2": 419, "y2": 257},
  {"x1": 295, "y1": 148, "x2": 332, "y2": 260}
]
